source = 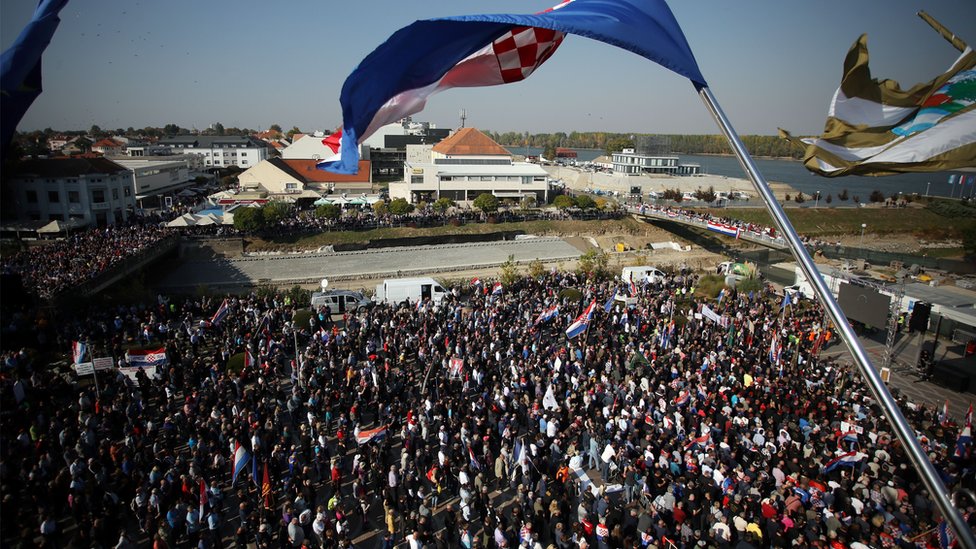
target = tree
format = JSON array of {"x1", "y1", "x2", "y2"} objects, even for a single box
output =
[
  {"x1": 520, "y1": 195, "x2": 537, "y2": 210},
  {"x1": 433, "y1": 197, "x2": 455, "y2": 213},
  {"x1": 527, "y1": 259, "x2": 546, "y2": 279},
  {"x1": 270, "y1": 124, "x2": 283, "y2": 133},
  {"x1": 693, "y1": 186, "x2": 717, "y2": 203},
  {"x1": 553, "y1": 195, "x2": 576, "y2": 209},
  {"x1": 825, "y1": 194, "x2": 833, "y2": 204},
  {"x1": 838, "y1": 189, "x2": 849, "y2": 201},
  {"x1": 852, "y1": 195, "x2": 861, "y2": 203},
  {"x1": 577, "y1": 249, "x2": 609, "y2": 278},
  {"x1": 794, "y1": 192, "x2": 806, "y2": 204},
  {"x1": 286, "y1": 126, "x2": 302, "y2": 140},
  {"x1": 542, "y1": 144, "x2": 556, "y2": 161},
  {"x1": 604, "y1": 136, "x2": 634, "y2": 156},
  {"x1": 870, "y1": 190, "x2": 885, "y2": 203},
  {"x1": 233, "y1": 206, "x2": 265, "y2": 232},
  {"x1": 262, "y1": 201, "x2": 291, "y2": 225},
  {"x1": 373, "y1": 200, "x2": 389, "y2": 216},
  {"x1": 785, "y1": 194, "x2": 791, "y2": 202},
  {"x1": 963, "y1": 224, "x2": 976, "y2": 257},
  {"x1": 315, "y1": 204, "x2": 341, "y2": 220},
  {"x1": 663, "y1": 188, "x2": 683, "y2": 202},
  {"x1": 499, "y1": 254, "x2": 520, "y2": 287},
  {"x1": 89, "y1": 124, "x2": 103, "y2": 138},
  {"x1": 388, "y1": 198, "x2": 414, "y2": 215},
  {"x1": 163, "y1": 124, "x2": 181, "y2": 135},
  {"x1": 575, "y1": 195, "x2": 596, "y2": 209},
  {"x1": 472, "y1": 193, "x2": 499, "y2": 214}
]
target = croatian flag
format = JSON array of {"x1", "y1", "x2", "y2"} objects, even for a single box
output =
[
  {"x1": 231, "y1": 441, "x2": 251, "y2": 485},
  {"x1": 939, "y1": 399, "x2": 950, "y2": 427},
  {"x1": 72, "y1": 341, "x2": 87, "y2": 364},
  {"x1": 534, "y1": 305, "x2": 559, "y2": 325},
  {"x1": 199, "y1": 479, "x2": 207, "y2": 522},
  {"x1": 954, "y1": 403, "x2": 972, "y2": 459},
  {"x1": 356, "y1": 425, "x2": 388, "y2": 445},
  {"x1": 125, "y1": 347, "x2": 169, "y2": 368},
  {"x1": 492, "y1": 282, "x2": 503, "y2": 295},
  {"x1": 603, "y1": 292, "x2": 616, "y2": 313},
  {"x1": 565, "y1": 300, "x2": 597, "y2": 339},
  {"x1": 822, "y1": 451, "x2": 867, "y2": 473},
  {"x1": 319, "y1": 0, "x2": 706, "y2": 174},
  {"x1": 471, "y1": 278, "x2": 482, "y2": 287},
  {"x1": 469, "y1": 447, "x2": 482, "y2": 470},
  {"x1": 211, "y1": 298, "x2": 230, "y2": 325},
  {"x1": 629, "y1": 280, "x2": 638, "y2": 297},
  {"x1": 706, "y1": 221, "x2": 739, "y2": 238}
]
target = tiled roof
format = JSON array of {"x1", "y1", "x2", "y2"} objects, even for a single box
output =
[
  {"x1": 432, "y1": 127, "x2": 510, "y2": 156},
  {"x1": 272, "y1": 158, "x2": 371, "y2": 183}
]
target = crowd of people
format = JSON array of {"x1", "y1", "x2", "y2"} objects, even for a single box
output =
[{"x1": 1, "y1": 265, "x2": 974, "y2": 548}]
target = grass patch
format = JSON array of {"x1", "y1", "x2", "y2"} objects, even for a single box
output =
[
  {"x1": 245, "y1": 218, "x2": 644, "y2": 252},
  {"x1": 696, "y1": 206, "x2": 971, "y2": 239},
  {"x1": 227, "y1": 352, "x2": 245, "y2": 377},
  {"x1": 293, "y1": 309, "x2": 313, "y2": 328}
]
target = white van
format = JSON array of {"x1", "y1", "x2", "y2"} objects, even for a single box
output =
[
  {"x1": 621, "y1": 266, "x2": 666, "y2": 285},
  {"x1": 310, "y1": 290, "x2": 373, "y2": 313},
  {"x1": 374, "y1": 277, "x2": 448, "y2": 305}
]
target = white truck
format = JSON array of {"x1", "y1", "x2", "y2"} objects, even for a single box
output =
[
  {"x1": 621, "y1": 266, "x2": 666, "y2": 285},
  {"x1": 374, "y1": 277, "x2": 448, "y2": 305}
]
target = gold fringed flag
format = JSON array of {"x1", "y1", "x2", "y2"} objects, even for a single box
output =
[{"x1": 780, "y1": 19, "x2": 975, "y2": 177}]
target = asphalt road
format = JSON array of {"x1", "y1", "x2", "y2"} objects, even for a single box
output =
[{"x1": 156, "y1": 238, "x2": 582, "y2": 290}]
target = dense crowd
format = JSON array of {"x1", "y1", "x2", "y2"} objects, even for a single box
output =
[
  {"x1": 0, "y1": 223, "x2": 172, "y2": 299},
  {"x1": 1, "y1": 267, "x2": 973, "y2": 549}
]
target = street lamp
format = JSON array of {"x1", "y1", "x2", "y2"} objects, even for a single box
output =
[
  {"x1": 925, "y1": 181, "x2": 930, "y2": 197},
  {"x1": 814, "y1": 190, "x2": 821, "y2": 209},
  {"x1": 860, "y1": 223, "x2": 867, "y2": 248}
]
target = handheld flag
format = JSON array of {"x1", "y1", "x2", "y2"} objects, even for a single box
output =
[
  {"x1": 211, "y1": 299, "x2": 230, "y2": 325},
  {"x1": 780, "y1": 20, "x2": 976, "y2": 177},
  {"x1": 780, "y1": 291, "x2": 792, "y2": 312},
  {"x1": 492, "y1": 282, "x2": 503, "y2": 296},
  {"x1": 939, "y1": 399, "x2": 950, "y2": 427},
  {"x1": 534, "y1": 305, "x2": 559, "y2": 326},
  {"x1": 71, "y1": 341, "x2": 87, "y2": 364},
  {"x1": 822, "y1": 451, "x2": 868, "y2": 473},
  {"x1": 603, "y1": 292, "x2": 616, "y2": 313},
  {"x1": 1, "y1": 0, "x2": 69, "y2": 154},
  {"x1": 199, "y1": 479, "x2": 207, "y2": 522},
  {"x1": 468, "y1": 447, "x2": 482, "y2": 470},
  {"x1": 262, "y1": 462, "x2": 272, "y2": 508},
  {"x1": 356, "y1": 425, "x2": 388, "y2": 445},
  {"x1": 231, "y1": 441, "x2": 251, "y2": 486},
  {"x1": 566, "y1": 300, "x2": 597, "y2": 339},
  {"x1": 320, "y1": 0, "x2": 705, "y2": 174}
]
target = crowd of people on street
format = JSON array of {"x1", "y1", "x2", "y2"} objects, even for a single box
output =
[{"x1": 1, "y1": 265, "x2": 974, "y2": 548}]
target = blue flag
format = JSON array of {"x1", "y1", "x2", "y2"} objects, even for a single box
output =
[
  {"x1": 1, "y1": 0, "x2": 69, "y2": 154},
  {"x1": 320, "y1": 0, "x2": 705, "y2": 174}
]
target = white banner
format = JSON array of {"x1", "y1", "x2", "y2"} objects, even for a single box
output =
[
  {"x1": 92, "y1": 357, "x2": 114, "y2": 371},
  {"x1": 74, "y1": 362, "x2": 94, "y2": 376},
  {"x1": 701, "y1": 305, "x2": 722, "y2": 325}
]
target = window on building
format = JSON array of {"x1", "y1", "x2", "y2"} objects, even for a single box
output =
[
  {"x1": 285, "y1": 183, "x2": 298, "y2": 191},
  {"x1": 440, "y1": 176, "x2": 453, "y2": 182},
  {"x1": 242, "y1": 160, "x2": 248, "y2": 165},
  {"x1": 241, "y1": 152, "x2": 247, "y2": 156},
  {"x1": 411, "y1": 175, "x2": 424, "y2": 184},
  {"x1": 26, "y1": 190, "x2": 38, "y2": 203},
  {"x1": 68, "y1": 191, "x2": 80, "y2": 203},
  {"x1": 48, "y1": 190, "x2": 60, "y2": 203},
  {"x1": 112, "y1": 189, "x2": 119, "y2": 200},
  {"x1": 92, "y1": 189, "x2": 105, "y2": 203},
  {"x1": 124, "y1": 187, "x2": 131, "y2": 197}
]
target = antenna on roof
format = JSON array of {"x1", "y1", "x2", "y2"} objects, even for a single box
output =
[{"x1": 460, "y1": 109, "x2": 466, "y2": 129}]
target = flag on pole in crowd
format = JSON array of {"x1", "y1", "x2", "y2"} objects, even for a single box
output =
[
  {"x1": 244, "y1": 350, "x2": 256, "y2": 370},
  {"x1": 769, "y1": 333, "x2": 782, "y2": 368},
  {"x1": 262, "y1": 461, "x2": 272, "y2": 509},
  {"x1": 780, "y1": 25, "x2": 976, "y2": 177},
  {"x1": 822, "y1": 451, "x2": 868, "y2": 473},
  {"x1": 355, "y1": 425, "x2": 388, "y2": 445},
  {"x1": 71, "y1": 341, "x2": 87, "y2": 364},
  {"x1": 199, "y1": 479, "x2": 207, "y2": 523},
  {"x1": 954, "y1": 403, "x2": 973, "y2": 459},
  {"x1": 938, "y1": 519, "x2": 956, "y2": 549},
  {"x1": 471, "y1": 277, "x2": 482, "y2": 287},
  {"x1": 939, "y1": 399, "x2": 950, "y2": 426},
  {"x1": 534, "y1": 305, "x2": 559, "y2": 325},
  {"x1": 717, "y1": 288, "x2": 726, "y2": 306},
  {"x1": 566, "y1": 300, "x2": 597, "y2": 339},
  {"x1": 492, "y1": 282, "x2": 503, "y2": 295},
  {"x1": 231, "y1": 441, "x2": 251, "y2": 486},
  {"x1": 252, "y1": 452, "x2": 261, "y2": 489},
  {"x1": 780, "y1": 291, "x2": 792, "y2": 312},
  {"x1": 468, "y1": 447, "x2": 482, "y2": 470},
  {"x1": 318, "y1": 0, "x2": 706, "y2": 174},
  {"x1": 603, "y1": 292, "x2": 616, "y2": 313},
  {"x1": 659, "y1": 321, "x2": 674, "y2": 350},
  {"x1": 0, "y1": 0, "x2": 70, "y2": 153},
  {"x1": 629, "y1": 280, "x2": 639, "y2": 297},
  {"x1": 211, "y1": 299, "x2": 230, "y2": 325},
  {"x1": 543, "y1": 384, "x2": 558, "y2": 410}
]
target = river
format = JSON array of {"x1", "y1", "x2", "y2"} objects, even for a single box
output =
[{"x1": 516, "y1": 147, "x2": 972, "y2": 200}]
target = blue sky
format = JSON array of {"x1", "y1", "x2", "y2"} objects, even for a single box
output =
[{"x1": 3, "y1": 0, "x2": 974, "y2": 136}]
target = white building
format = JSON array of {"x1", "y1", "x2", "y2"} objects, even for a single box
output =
[
  {"x1": 157, "y1": 135, "x2": 269, "y2": 169},
  {"x1": 7, "y1": 157, "x2": 136, "y2": 226},
  {"x1": 111, "y1": 156, "x2": 200, "y2": 203},
  {"x1": 612, "y1": 148, "x2": 700, "y2": 176},
  {"x1": 390, "y1": 128, "x2": 550, "y2": 205}
]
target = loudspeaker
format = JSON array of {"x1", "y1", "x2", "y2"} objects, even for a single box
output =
[{"x1": 909, "y1": 302, "x2": 931, "y2": 333}]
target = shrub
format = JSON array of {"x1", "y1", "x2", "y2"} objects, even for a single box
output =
[
  {"x1": 473, "y1": 193, "x2": 499, "y2": 213},
  {"x1": 433, "y1": 197, "x2": 455, "y2": 213},
  {"x1": 575, "y1": 195, "x2": 596, "y2": 209},
  {"x1": 499, "y1": 254, "x2": 520, "y2": 287},
  {"x1": 233, "y1": 206, "x2": 264, "y2": 232},
  {"x1": 553, "y1": 195, "x2": 576, "y2": 209},
  {"x1": 558, "y1": 288, "x2": 583, "y2": 301},
  {"x1": 388, "y1": 198, "x2": 414, "y2": 215},
  {"x1": 263, "y1": 201, "x2": 291, "y2": 225},
  {"x1": 315, "y1": 204, "x2": 341, "y2": 220},
  {"x1": 869, "y1": 190, "x2": 885, "y2": 203},
  {"x1": 577, "y1": 249, "x2": 610, "y2": 279}
]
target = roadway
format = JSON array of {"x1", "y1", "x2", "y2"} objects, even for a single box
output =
[{"x1": 154, "y1": 237, "x2": 583, "y2": 290}]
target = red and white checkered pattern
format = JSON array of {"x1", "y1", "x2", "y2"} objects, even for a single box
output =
[{"x1": 492, "y1": 26, "x2": 565, "y2": 84}]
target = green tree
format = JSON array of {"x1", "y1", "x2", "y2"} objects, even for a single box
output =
[
  {"x1": 825, "y1": 194, "x2": 833, "y2": 204},
  {"x1": 213, "y1": 122, "x2": 225, "y2": 136},
  {"x1": 663, "y1": 188, "x2": 683, "y2": 202},
  {"x1": 577, "y1": 249, "x2": 609, "y2": 278},
  {"x1": 520, "y1": 195, "x2": 537, "y2": 210},
  {"x1": 869, "y1": 190, "x2": 885, "y2": 203},
  {"x1": 527, "y1": 258, "x2": 546, "y2": 279},
  {"x1": 553, "y1": 195, "x2": 576, "y2": 209},
  {"x1": 89, "y1": 124, "x2": 103, "y2": 138},
  {"x1": 433, "y1": 197, "x2": 455, "y2": 213},
  {"x1": 286, "y1": 126, "x2": 302, "y2": 140},
  {"x1": 542, "y1": 144, "x2": 557, "y2": 161},
  {"x1": 270, "y1": 124, "x2": 282, "y2": 133},
  {"x1": 499, "y1": 254, "x2": 520, "y2": 287},
  {"x1": 604, "y1": 136, "x2": 634, "y2": 156},
  {"x1": 963, "y1": 224, "x2": 976, "y2": 257},
  {"x1": 373, "y1": 200, "x2": 389, "y2": 216},
  {"x1": 388, "y1": 198, "x2": 414, "y2": 215},
  {"x1": 693, "y1": 186, "x2": 717, "y2": 202},
  {"x1": 315, "y1": 203, "x2": 341, "y2": 220},
  {"x1": 838, "y1": 189, "x2": 849, "y2": 201},
  {"x1": 575, "y1": 195, "x2": 596, "y2": 209},
  {"x1": 472, "y1": 193, "x2": 499, "y2": 213},
  {"x1": 262, "y1": 201, "x2": 291, "y2": 225},
  {"x1": 794, "y1": 192, "x2": 806, "y2": 204},
  {"x1": 233, "y1": 206, "x2": 265, "y2": 232}
]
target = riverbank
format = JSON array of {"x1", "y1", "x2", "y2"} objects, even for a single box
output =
[{"x1": 543, "y1": 165, "x2": 797, "y2": 198}]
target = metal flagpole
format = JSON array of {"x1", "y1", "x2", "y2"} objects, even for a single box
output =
[{"x1": 698, "y1": 86, "x2": 976, "y2": 549}]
